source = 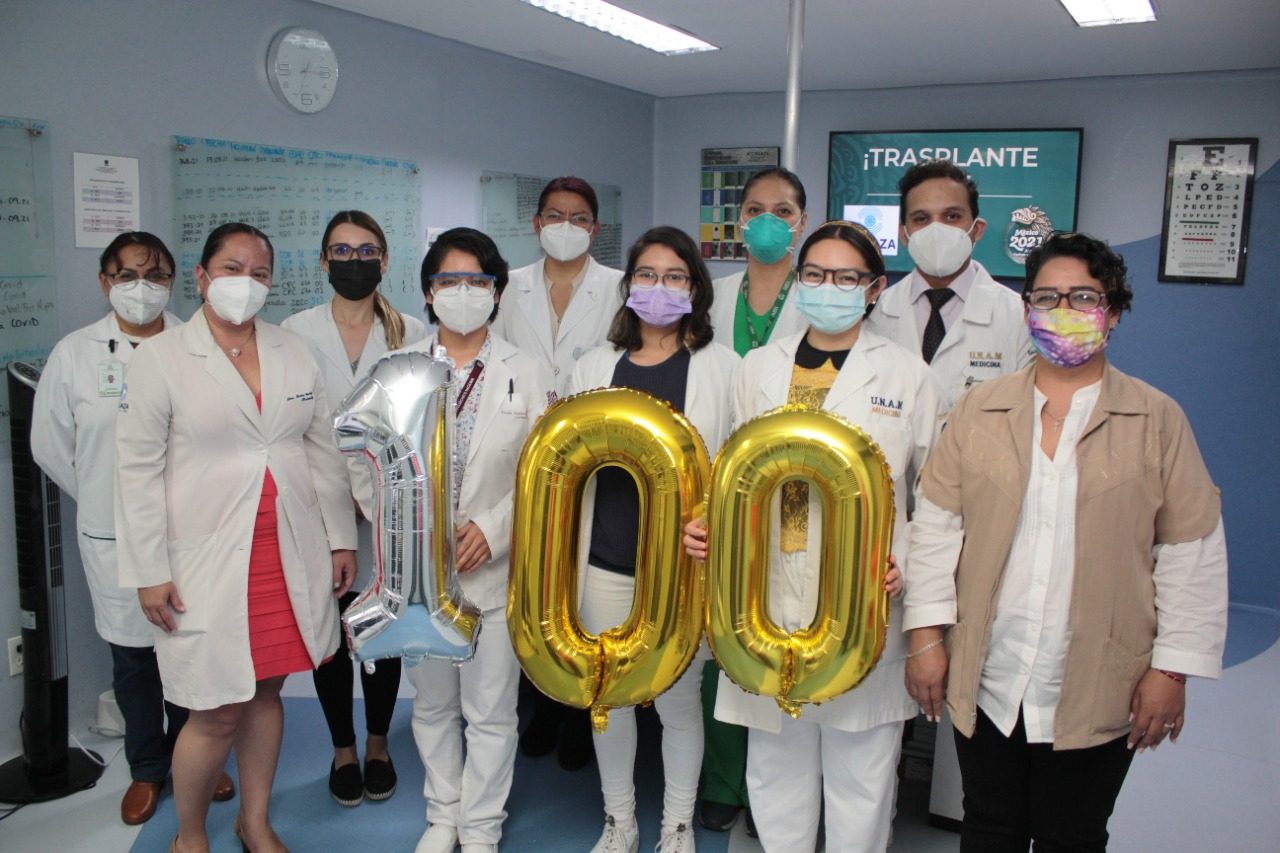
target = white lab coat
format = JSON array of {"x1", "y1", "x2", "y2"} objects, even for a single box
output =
[
  {"x1": 31, "y1": 310, "x2": 183, "y2": 647},
  {"x1": 490, "y1": 256, "x2": 622, "y2": 394},
  {"x1": 709, "y1": 270, "x2": 809, "y2": 352},
  {"x1": 114, "y1": 311, "x2": 357, "y2": 710},
  {"x1": 865, "y1": 261, "x2": 1034, "y2": 409},
  {"x1": 567, "y1": 341, "x2": 741, "y2": 601},
  {"x1": 281, "y1": 301, "x2": 427, "y2": 588},
  {"x1": 714, "y1": 329, "x2": 946, "y2": 734}
]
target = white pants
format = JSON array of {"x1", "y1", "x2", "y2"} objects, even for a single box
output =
[
  {"x1": 580, "y1": 565, "x2": 704, "y2": 831},
  {"x1": 747, "y1": 717, "x2": 902, "y2": 853},
  {"x1": 407, "y1": 606, "x2": 520, "y2": 845}
]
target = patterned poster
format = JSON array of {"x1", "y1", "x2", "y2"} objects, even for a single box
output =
[
  {"x1": 699, "y1": 147, "x2": 779, "y2": 261},
  {"x1": 1159, "y1": 138, "x2": 1257, "y2": 284}
]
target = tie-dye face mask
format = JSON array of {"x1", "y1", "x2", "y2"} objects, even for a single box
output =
[{"x1": 1027, "y1": 305, "x2": 1110, "y2": 368}]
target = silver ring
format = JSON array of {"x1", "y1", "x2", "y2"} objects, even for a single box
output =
[{"x1": 1163, "y1": 722, "x2": 1176, "y2": 729}]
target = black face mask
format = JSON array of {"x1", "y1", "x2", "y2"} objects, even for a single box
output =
[{"x1": 328, "y1": 259, "x2": 383, "y2": 301}]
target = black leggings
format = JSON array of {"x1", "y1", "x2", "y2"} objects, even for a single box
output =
[{"x1": 312, "y1": 591, "x2": 402, "y2": 749}]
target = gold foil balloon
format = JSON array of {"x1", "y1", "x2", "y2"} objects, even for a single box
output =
[
  {"x1": 508, "y1": 387, "x2": 710, "y2": 732},
  {"x1": 705, "y1": 405, "x2": 893, "y2": 718}
]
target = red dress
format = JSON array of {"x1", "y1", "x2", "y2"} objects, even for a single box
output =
[{"x1": 247, "y1": 395, "x2": 313, "y2": 680}]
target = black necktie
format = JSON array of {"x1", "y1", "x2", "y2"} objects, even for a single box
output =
[{"x1": 921, "y1": 288, "x2": 956, "y2": 364}]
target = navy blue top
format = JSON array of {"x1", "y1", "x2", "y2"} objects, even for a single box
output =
[{"x1": 587, "y1": 348, "x2": 691, "y2": 575}]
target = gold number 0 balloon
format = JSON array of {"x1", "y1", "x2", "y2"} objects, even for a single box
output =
[
  {"x1": 508, "y1": 387, "x2": 710, "y2": 733},
  {"x1": 705, "y1": 405, "x2": 894, "y2": 718}
]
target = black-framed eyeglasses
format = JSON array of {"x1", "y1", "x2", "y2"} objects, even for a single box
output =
[
  {"x1": 429, "y1": 273, "x2": 497, "y2": 291},
  {"x1": 538, "y1": 209, "x2": 595, "y2": 228},
  {"x1": 1025, "y1": 288, "x2": 1107, "y2": 312},
  {"x1": 632, "y1": 269, "x2": 691, "y2": 288},
  {"x1": 107, "y1": 269, "x2": 175, "y2": 286},
  {"x1": 327, "y1": 243, "x2": 384, "y2": 261},
  {"x1": 797, "y1": 264, "x2": 873, "y2": 291}
]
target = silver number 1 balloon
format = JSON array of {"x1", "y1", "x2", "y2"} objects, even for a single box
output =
[{"x1": 333, "y1": 348, "x2": 481, "y2": 668}]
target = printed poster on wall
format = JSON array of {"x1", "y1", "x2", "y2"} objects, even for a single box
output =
[
  {"x1": 827, "y1": 129, "x2": 1082, "y2": 277},
  {"x1": 1159, "y1": 138, "x2": 1256, "y2": 285},
  {"x1": 73, "y1": 152, "x2": 140, "y2": 248},
  {"x1": 700, "y1": 147, "x2": 779, "y2": 261}
]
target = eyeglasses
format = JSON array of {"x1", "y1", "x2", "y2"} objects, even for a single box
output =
[
  {"x1": 327, "y1": 243, "x2": 384, "y2": 261},
  {"x1": 107, "y1": 269, "x2": 175, "y2": 286},
  {"x1": 1025, "y1": 288, "x2": 1107, "y2": 311},
  {"x1": 632, "y1": 269, "x2": 691, "y2": 288},
  {"x1": 797, "y1": 264, "x2": 874, "y2": 291},
  {"x1": 539, "y1": 209, "x2": 595, "y2": 228},
  {"x1": 430, "y1": 273, "x2": 497, "y2": 291}
]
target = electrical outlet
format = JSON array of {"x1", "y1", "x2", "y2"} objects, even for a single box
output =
[{"x1": 7, "y1": 636, "x2": 22, "y2": 677}]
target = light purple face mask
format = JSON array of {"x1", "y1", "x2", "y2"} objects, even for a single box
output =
[{"x1": 626, "y1": 284, "x2": 692, "y2": 327}]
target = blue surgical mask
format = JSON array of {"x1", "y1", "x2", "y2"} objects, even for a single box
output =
[
  {"x1": 741, "y1": 213, "x2": 798, "y2": 265},
  {"x1": 795, "y1": 283, "x2": 866, "y2": 334}
]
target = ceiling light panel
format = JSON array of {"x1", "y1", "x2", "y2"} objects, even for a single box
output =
[
  {"x1": 1059, "y1": 0, "x2": 1157, "y2": 27},
  {"x1": 520, "y1": 0, "x2": 719, "y2": 55}
]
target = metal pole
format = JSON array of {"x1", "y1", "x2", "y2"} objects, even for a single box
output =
[{"x1": 782, "y1": 0, "x2": 804, "y2": 171}]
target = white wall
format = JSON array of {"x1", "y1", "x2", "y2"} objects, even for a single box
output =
[{"x1": 0, "y1": 0, "x2": 655, "y2": 760}]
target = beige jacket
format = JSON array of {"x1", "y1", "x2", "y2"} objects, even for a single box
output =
[{"x1": 918, "y1": 362, "x2": 1220, "y2": 749}]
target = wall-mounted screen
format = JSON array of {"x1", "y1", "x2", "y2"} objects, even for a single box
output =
[{"x1": 827, "y1": 129, "x2": 1083, "y2": 278}]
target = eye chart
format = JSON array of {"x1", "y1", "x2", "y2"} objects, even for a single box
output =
[{"x1": 1159, "y1": 138, "x2": 1257, "y2": 285}]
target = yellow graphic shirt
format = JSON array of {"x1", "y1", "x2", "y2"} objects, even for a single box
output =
[{"x1": 780, "y1": 355, "x2": 840, "y2": 553}]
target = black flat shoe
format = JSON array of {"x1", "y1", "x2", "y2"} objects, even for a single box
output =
[
  {"x1": 697, "y1": 799, "x2": 742, "y2": 832},
  {"x1": 745, "y1": 808, "x2": 757, "y2": 838},
  {"x1": 363, "y1": 757, "x2": 397, "y2": 801},
  {"x1": 329, "y1": 760, "x2": 364, "y2": 807}
]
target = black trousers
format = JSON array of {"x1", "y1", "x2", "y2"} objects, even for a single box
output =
[
  {"x1": 108, "y1": 642, "x2": 189, "y2": 783},
  {"x1": 312, "y1": 591, "x2": 402, "y2": 749},
  {"x1": 954, "y1": 708, "x2": 1134, "y2": 853}
]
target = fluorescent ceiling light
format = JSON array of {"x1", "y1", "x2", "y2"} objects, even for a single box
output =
[
  {"x1": 520, "y1": 0, "x2": 719, "y2": 56},
  {"x1": 1058, "y1": 0, "x2": 1157, "y2": 27}
]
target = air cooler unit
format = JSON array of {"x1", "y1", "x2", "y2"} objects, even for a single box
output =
[{"x1": 0, "y1": 361, "x2": 103, "y2": 803}]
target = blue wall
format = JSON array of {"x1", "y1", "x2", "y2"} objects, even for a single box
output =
[{"x1": 655, "y1": 70, "x2": 1280, "y2": 613}]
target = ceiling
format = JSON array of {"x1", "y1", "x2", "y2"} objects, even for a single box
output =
[{"x1": 310, "y1": 0, "x2": 1280, "y2": 98}]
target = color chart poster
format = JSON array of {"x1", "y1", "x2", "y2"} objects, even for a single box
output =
[{"x1": 700, "y1": 147, "x2": 778, "y2": 261}]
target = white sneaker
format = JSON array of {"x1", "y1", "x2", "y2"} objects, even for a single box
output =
[
  {"x1": 655, "y1": 823, "x2": 695, "y2": 853},
  {"x1": 590, "y1": 814, "x2": 639, "y2": 853},
  {"x1": 415, "y1": 823, "x2": 459, "y2": 853},
  {"x1": 461, "y1": 845, "x2": 497, "y2": 853}
]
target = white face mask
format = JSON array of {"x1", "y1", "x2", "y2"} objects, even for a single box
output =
[
  {"x1": 906, "y1": 220, "x2": 981, "y2": 278},
  {"x1": 109, "y1": 280, "x2": 171, "y2": 326},
  {"x1": 539, "y1": 220, "x2": 592, "y2": 262},
  {"x1": 432, "y1": 285, "x2": 495, "y2": 336},
  {"x1": 205, "y1": 275, "x2": 269, "y2": 325}
]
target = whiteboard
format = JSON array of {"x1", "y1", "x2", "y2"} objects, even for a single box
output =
[
  {"x1": 480, "y1": 171, "x2": 623, "y2": 270},
  {"x1": 0, "y1": 116, "x2": 56, "y2": 436},
  {"x1": 171, "y1": 135, "x2": 423, "y2": 324}
]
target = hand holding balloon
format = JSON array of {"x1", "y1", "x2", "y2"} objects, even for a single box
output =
[
  {"x1": 455, "y1": 522, "x2": 492, "y2": 574},
  {"x1": 885, "y1": 555, "x2": 903, "y2": 599},
  {"x1": 682, "y1": 517, "x2": 708, "y2": 562},
  {"x1": 332, "y1": 549, "x2": 357, "y2": 597}
]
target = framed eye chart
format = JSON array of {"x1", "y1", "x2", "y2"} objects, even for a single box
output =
[{"x1": 1159, "y1": 138, "x2": 1257, "y2": 285}]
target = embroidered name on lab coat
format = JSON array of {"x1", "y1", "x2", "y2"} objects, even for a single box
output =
[
  {"x1": 285, "y1": 391, "x2": 315, "y2": 403},
  {"x1": 969, "y1": 350, "x2": 1004, "y2": 369},
  {"x1": 869, "y1": 395, "x2": 904, "y2": 418}
]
